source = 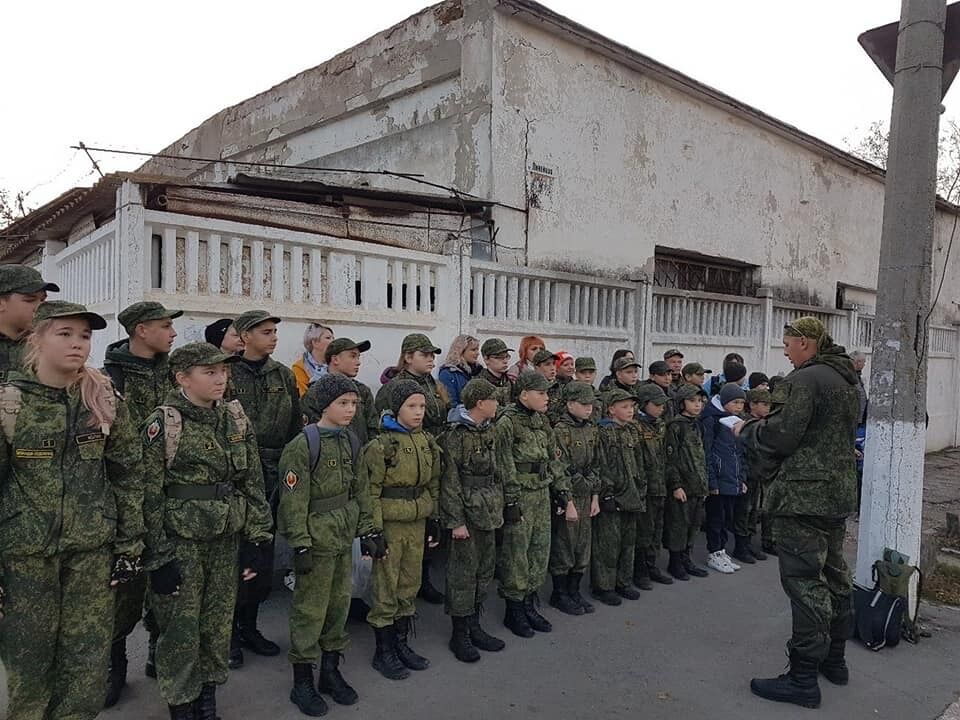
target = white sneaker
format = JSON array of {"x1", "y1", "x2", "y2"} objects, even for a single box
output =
[
  {"x1": 721, "y1": 549, "x2": 741, "y2": 571},
  {"x1": 707, "y1": 551, "x2": 735, "y2": 574}
]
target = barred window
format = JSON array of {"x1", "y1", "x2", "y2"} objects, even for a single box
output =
[{"x1": 654, "y1": 248, "x2": 758, "y2": 297}]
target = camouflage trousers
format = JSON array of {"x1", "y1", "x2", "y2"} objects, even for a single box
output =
[
  {"x1": 498, "y1": 486, "x2": 550, "y2": 602},
  {"x1": 112, "y1": 574, "x2": 158, "y2": 642},
  {"x1": 0, "y1": 548, "x2": 113, "y2": 720},
  {"x1": 288, "y1": 548, "x2": 351, "y2": 663},
  {"x1": 367, "y1": 519, "x2": 425, "y2": 628},
  {"x1": 733, "y1": 480, "x2": 762, "y2": 539},
  {"x1": 548, "y1": 495, "x2": 593, "y2": 576},
  {"x1": 151, "y1": 535, "x2": 238, "y2": 705},
  {"x1": 663, "y1": 495, "x2": 706, "y2": 552},
  {"x1": 634, "y1": 495, "x2": 665, "y2": 571},
  {"x1": 772, "y1": 515, "x2": 854, "y2": 662},
  {"x1": 445, "y1": 526, "x2": 496, "y2": 617},
  {"x1": 591, "y1": 510, "x2": 637, "y2": 591}
]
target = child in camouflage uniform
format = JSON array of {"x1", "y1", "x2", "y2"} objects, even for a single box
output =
[
  {"x1": 440, "y1": 378, "x2": 508, "y2": 662},
  {"x1": 548, "y1": 381, "x2": 601, "y2": 615},
  {"x1": 664, "y1": 384, "x2": 709, "y2": 581},
  {"x1": 592, "y1": 388, "x2": 647, "y2": 606},
  {"x1": 278, "y1": 374, "x2": 383, "y2": 717},
  {"x1": 360, "y1": 379, "x2": 442, "y2": 681},
  {"x1": 633, "y1": 383, "x2": 673, "y2": 589}
]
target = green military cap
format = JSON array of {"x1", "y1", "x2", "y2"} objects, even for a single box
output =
[
  {"x1": 480, "y1": 338, "x2": 512, "y2": 357},
  {"x1": 563, "y1": 380, "x2": 596, "y2": 404},
  {"x1": 169, "y1": 341, "x2": 240, "y2": 372},
  {"x1": 605, "y1": 388, "x2": 638, "y2": 406},
  {"x1": 613, "y1": 356, "x2": 641, "y2": 372},
  {"x1": 118, "y1": 301, "x2": 183, "y2": 334},
  {"x1": 747, "y1": 388, "x2": 772, "y2": 404},
  {"x1": 461, "y1": 378, "x2": 497, "y2": 408},
  {"x1": 784, "y1": 316, "x2": 828, "y2": 348},
  {"x1": 575, "y1": 356, "x2": 597, "y2": 371},
  {"x1": 532, "y1": 349, "x2": 558, "y2": 366},
  {"x1": 515, "y1": 371, "x2": 550, "y2": 393},
  {"x1": 34, "y1": 301, "x2": 106, "y2": 330},
  {"x1": 0, "y1": 264, "x2": 59, "y2": 295},
  {"x1": 663, "y1": 348, "x2": 684, "y2": 360},
  {"x1": 682, "y1": 362, "x2": 712, "y2": 376},
  {"x1": 635, "y1": 383, "x2": 668, "y2": 406},
  {"x1": 234, "y1": 310, "x2": 282, "y2": 333},
  {"x1": 674, "y1": 383, "x2": 707, "y2": 401},
  {"x1": 401, "y1": 333, "x2": 441, "y2": 354},
  {"x1": 324, "y1": 337, "x2": 371, "y2": 362}
]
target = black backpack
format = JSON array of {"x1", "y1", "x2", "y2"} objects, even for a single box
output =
[
  {"x1": 302, "y1": 424, "x2": 361, "y2": 472},
  {"x1": 854, "y1": 584, "x2": 905, "y2": 651}
]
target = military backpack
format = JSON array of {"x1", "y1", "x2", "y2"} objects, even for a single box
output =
[
  {"x1": 156, "y1": 400, "x2": 249, "y2": 469},
  {"x1": 0, "y1": 381, "x2": 118, "y2": 445}
]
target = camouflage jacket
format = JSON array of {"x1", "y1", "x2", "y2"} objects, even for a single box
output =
[
  {"x1": 477, "y1": 368, "x2": 513, "y2": 410},
  {"x1": 226, "y1": 357, "x2": 301, "y2": 451},
  {"x1": 0, "y1": 371, "x2": 144, "y2": 558},
  {"x1": 103, "y1": 339, "x2": 173, "y2": 424},
  {"x1": 741, "y1": 345, "x2": 859, "y2": 517},
  {"x1": 438, "y1": 406, "x2": 504, "y2": 531},
  {"x1": 597, "y1": 419, "x2": 646, "y2": 512},
  {"x1": 636, "y1": 412, "x2": 667, "y2": 497},
  {"x1": 546, "y1": 380, "x2": 566, "y2": 424},
  {"x1": 141, "y1": 392, "x2": 271, "y2": 569},
  {"x1": 664, "y1": 414, "x2": 707, "y2": 497},
  {"x1": 358, "y1": 414, "x2": 441, "y2": 529},
  {"x1": 277, "y1": 425, "x2": 374, "y2": 555},
  {"x1": 496, "y1": 403, "x2": 567, "y2": 503},
  {"x1": 0, "y1": 334, "x2": 25, "y2": 381},
  {"x1": 553, "y1": 412, "x2": 601, "y2": 497},
  {"x1": 375, "y1": 369, "x2": 450, "y2": 437},
  {"x1": 302, "y1": 374, "x2": 378, "y2": 446}
]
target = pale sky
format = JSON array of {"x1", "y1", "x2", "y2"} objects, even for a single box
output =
[{"x1": 2, "y1": 0, "x2": 954, "y2": 211}]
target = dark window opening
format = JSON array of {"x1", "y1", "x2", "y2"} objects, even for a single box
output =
[{"x1": 654, "y1": 248, "x2": 758, "y2": 297}]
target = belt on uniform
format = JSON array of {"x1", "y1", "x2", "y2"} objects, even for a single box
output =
[
  {"x1": 258, "y1": 447, "x2": 283, "y2": 460},
  {"x1": 309, "y1": 492, "x2": 350, "y2": 514},
  {"x1": 461, "y1": 474, "x2": 495, "y2": 488},
  {"x1": 515, "y1": 462, "x2": 542, "y2": 474},
  {"x1": 380, "y1": 486, "x2": 426, "y2": 500},
  {"x1": 166, "y1": 482, "x2": 235, "y2": 501}
]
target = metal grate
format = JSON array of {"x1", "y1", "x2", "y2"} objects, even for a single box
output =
[{"x1": 654, "y1": 253, "x2": 756, "y2": 296}]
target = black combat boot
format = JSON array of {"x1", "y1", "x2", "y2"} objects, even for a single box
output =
[
  {"x1": 238, "y1": 603, "x2": 281, "y2": 656},
  {"x1": 523, "y1": 592, "x2": 552, "y2": 632},
  {"x1": 104, "y1": 638, "x2": 128, "y2": 708},
  {"x1": 193, "y1": 683, "x2": 217, "y2": 720},
  {"x1": 750, "y1": 537, "x2": 768, "y2": 561},
  {"x1": 590, "y1": 587, "x2": 622, "y2": 606},
  {"x1": 228, "y1": 631, "x2": 243, "y2": 669},
  {"x1": 632, "y1": 563, "x2": 654, "y2": 591},
  {"x1": 468, "y1": 610, "x2": 505, "y2": 651},
  {"x1": 449, "y1": 616, "x2": 481, "y2": 663},
  {"x1": 394, "y1": 616, "x2": 430, "y2": 670},
  {"x1": 819, "y1": 639, "x2": 849, "y2": 685},
  {"x1": 371, "y1": 625, "x2": 410, "y2": 680},
  {"x1": 417, "y1": 559, "x2": 445, "y2": 605},
  {"x1": 318, "y1": 651, "x2": 358, "y2": 705},
  {"x1": 750, "y1": 650, "x2": 822, "y2": 709},
  {"x1": 667, "y1": 551, "x2": 689, "y2": 581},
  {"x1": 762, "y1": 540, "x2": 778, "y2": 557},
  {"x1": 616, "y1": 584, "x2": 641, "y2": 600},
  {"x1": 168, "y1": 702, "x2": 195, "y2": 720},
  {"x1": 145, "y1": 634, "x2": 158, "y2": 678},
  {"x1": 731, "y1": 536, "x2": 757, "y2": 564},
  {"x1": 648, "y1": 559, "x2": 674, "y2": 585},
  {"x1": 549, "y1": 574, "x2": 584, "y2": 616},
  {"x1": 682, "y1": 549, "x2": 709, "y2": 578},
  {"x1": 568, "y1": 573, "x2": 594, "y2": 614},
  {"x1": 503, "y1": 599, "x2": 535, "y2": 638},
  {"x1": 290, "y1": 663, "x2": 328, "y2": 717}
]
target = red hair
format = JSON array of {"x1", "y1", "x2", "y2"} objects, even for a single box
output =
[{"x1": 517, "y1": 335, "x2": 546, "y2": 369}]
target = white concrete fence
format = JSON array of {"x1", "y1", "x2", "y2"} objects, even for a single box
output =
[{"x1": 38, "y1": 181, "x2": 960, "y2": 451}]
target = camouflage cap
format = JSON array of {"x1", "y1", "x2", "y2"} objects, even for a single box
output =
[
  {"x1": 613, "y1": 356, "x2": 641, "y2": 372},
  {"x1": 784, "y1": 316, "x2": 828, "y2": 348},
  {"x1": 306, "y1": 373, "x2": 359, "y2": 417},
  {"x1": 605, "y1": 388, "x2": 638, "y2": 406},
  {"x1": 648, "y1": 360, "x2": 671, "y2": 376},
  {"x1": 682, "y1": 362, "x2": 712, "y2": 376},
  {"x1": 0, "y1": 264, "x2": 59, "y2": 295},
  {"x1": 234, "y1": 310, "x2": 282, "y2": 333},
  {"x1": 480, "y1": 338, "x2": 512, "y2": 357},
  {"x1": 168, "y1": 341, "x2": 240, "y2": 372},
  {"x1": 635, "y1": 383, "x2": 668, "y2": 406},
  {"x1": 324, "y1": 337, "x2": 371, "y2": 362},
  {"x1": 747, "y1": 388, "x2": 772, "y2": 404},
  {"x1": 663, "y1": 348, "x2": 684, "y2": 360},
  {"x1": 401, "y1": 333, "x2": 441, "y2": 354},
  {"x1": 674, "y1": 383, "x2": 707, "y2": 401},
  {"x1": 563, "y1": 380, "x2": 596, "y2": 404},
  {"x1": 532, "y1": 349, "x2": 558, "y2": 366},
  {"x1": 118, "y1": 301, "x2": 183, "y2": 334},
  {"x1": 515, "y1": 371, "x2": 550, "y2": 393},
  {"x1": 461, "y1": 378, "x2": 497, "y2": 408},
  {"x1": 389, "y1": 378, "x2": 425, "y2": 414},
  {"x1": 34, "y1": 301, "x2": 106, "y2": 330},
  {"x1": 575, "y1": 356, "x2": 597, "y2": 371}
]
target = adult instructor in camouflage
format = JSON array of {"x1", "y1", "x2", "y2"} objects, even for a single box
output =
[{"x1": 740, "y1": 316, "x2": 859, "y2": 710}]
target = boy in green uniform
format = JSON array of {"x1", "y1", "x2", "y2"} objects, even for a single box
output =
[
  {"x1": 743, "y1": 388, "x2": 776, "y2": 557},
  {"x1": 278, "y1": 374, "x2": 383, "y2": 717},
  {"x1": 496, "y1": 371, "x2": 567, "y2": 637},
  {"x1": 361, "y1": 380, "x2": 442, "y2": 680},
  {"x1": 303, "y1": 337, "x2": 378, "y2": 445},
  {"x1": 440, "y1": 378, "x2": 508, "y2": 662},
  {"x1": 0, "y1": 264, "x2": 58, "y2": 378},
  {"x1": 548, "y1": 381, "x2": 601, "y2": 615},
  {"x1": 592, "y1": 388, "x2": 647, "y2": 605},
  {"x1": 478, "y1": 338, "x2": 514, "y2": 408},
  {"x1": 633, "y1": 383, "x2": 674, "y2": 589},
  {"x1": 227, "y1": 310, "x2": 302, "y2": 662},
  {"x1": 664, "y1": 384, "x2": 709, "y2": 580},
  {"x1": 573, "y1": 356, "x2": 602, "y2": 421}
]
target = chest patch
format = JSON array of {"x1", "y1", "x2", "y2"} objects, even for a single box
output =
[
  {"x1": 227, "y1": 433, "x2": 244, "y2": 444},
  {"x1": 40, "y1": 438, "x2": 55, "y2": 449},
  {"x1": 16, "y1": 448, "x2": 54, "y2": 459},
  {"x1": 76, "y1": 431, "x2": 105, "y2": 446},
  {"x1": 284, "y1": 470, "x2": 299, "y2": 490},
  {"x1": 327, "y1": 459, "x2": 338, "y2": 468},
  {"x1": 266, "y1": 386, "x2": 286, "y2": 394}
]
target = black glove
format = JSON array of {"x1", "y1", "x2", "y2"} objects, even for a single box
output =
[
  {"x1": 425, "y1": 518, "x2": 442, "y2": 544},
  {"x1": 110, "y1": 554, "x2": 143, "y2": 585},
  {"x1": 360, "y1": 531, "x2": 389, "y2": 559},
  {"x1": 238, "y1": 542, "x2": 266, "y2": 577},
  {"x1": 599, "y1": 495, "x2": 618, "y2": 513},
  {"x1": 150, "y1": 560, "x2": 182, "y2": 595},
  {"x1": 551, "y1": 491, "x2": 570, "y2": 517},
  {"x1": 503, "y1": 502, "x2": 523, "y2": 524},
  {"x1": 293, "y1": 547, "x2": 314, "y2": 576}
]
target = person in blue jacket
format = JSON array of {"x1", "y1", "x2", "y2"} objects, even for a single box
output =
[
  {"x1": 699, "y1": 382, "x2": 748, "y2": 574},
  {"x1": 438, "y1": 335, "x2": 482, "y2": 406}
]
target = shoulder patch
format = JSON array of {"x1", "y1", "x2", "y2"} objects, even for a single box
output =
[
  {"x1": 145, "y1": 418, "x2": 162, "y2": 443},
  {"x1": 284, "y1": 470, "x2": 299, "y2": 490}
]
